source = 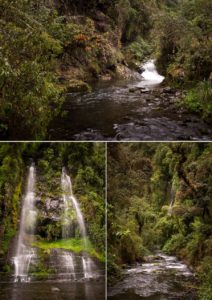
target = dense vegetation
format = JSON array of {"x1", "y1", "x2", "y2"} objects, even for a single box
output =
[
  {"x1": 108, "y1": 142, "x2": 212, "y2": 299},
  {"x1": 0, "y1": 142, "x2": 105, "y2": 272},
  {"x1": 0, "y1": 0, "x2": 211, "y2": 139}
]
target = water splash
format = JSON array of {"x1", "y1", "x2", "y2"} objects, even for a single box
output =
[
  {"x1": 139, "y1": 59, "x2": 165, "y2": 86},
  {"x1": 13, "y1": 164, "x2": 37, "y2": 282}
]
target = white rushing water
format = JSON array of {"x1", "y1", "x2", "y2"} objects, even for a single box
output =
[
  {"x1": 61, "y1": 252, "x2": 76, "y2": 280},
  {"x1": 109, "y1": 253, "x2": 194, "y2": 299},
  {"x1": 13, "y1": 165, "x2": 37, "y2": 282},
  {"x1": 61, "y1": 168, "x2": 94, "y2": 279},
  {"x1": 138, "y1": 59, "x2": 165, "y2": 87},
  {"x1": 61, "y1": 168, "x2": 87, "y2": 242}
]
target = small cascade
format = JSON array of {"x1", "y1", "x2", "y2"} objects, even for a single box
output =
[
  {"x1": 61, "y1": 252, "x2": 76, "y2": 280},
  {"x1": 138, "y1": 59, "x2": 165, "y2": 87},
  {"x1": 168, "y1": 183, "x2": 176, "y2": 216},
  {"x1": 13, "y1": 165, "x2": 37, "y2": 282},
  {"x1": 61, "y1": 168, "x2": 95, "y2": 279},
  {"x1": 82, "y1": 257, "x2": 93, "y2": 279},
  {"x1": 61, "y1": 167, "x2": 87, "y2": 242}
]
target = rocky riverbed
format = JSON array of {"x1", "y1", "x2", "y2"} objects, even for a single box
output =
[
  {"x1": 108, "y1": 253, "x2": 197, "y2": 300},
  {"x1": 49, "y1": 79, "x2": 212, "y2": 141}
]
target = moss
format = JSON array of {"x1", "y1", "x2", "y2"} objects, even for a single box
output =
[
  {"x1": 2, "y1": 264, "x2": 12, "y2": 273},
  {"x1": 65, "y1": 80, "x2": 92, "y2": 93},
  {"x1": 88, "y1": 62, "x2": 101, "y2": 78},
  {"x1": 33, "y1": 238, "x2": 104, "y2": 262},
  {"x1": 1, "y1": 227, "x2": 16, "y2": 254}
]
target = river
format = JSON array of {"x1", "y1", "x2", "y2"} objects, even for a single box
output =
[
  {"x1": 48, "y1": 61, "x2": 212, "y2": 141},
  {"x1": 108, "y1": 253, "x2": 197, "y2": 300}
]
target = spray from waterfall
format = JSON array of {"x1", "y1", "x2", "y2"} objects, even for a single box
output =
[
  {"x1": 13, "y1": 164, "x2": 37, "y2": 282},
  {"x1": 61, "y1": 168, "x2": 94, "y2": 279}
]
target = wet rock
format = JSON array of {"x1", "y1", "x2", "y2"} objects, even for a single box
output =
[
  {"x1": 140, "y1": 88, "x2": 150, "y2": 94},
  {"x1": 65, "y1": 80, "x2": 91, "y2": 93},
  {"x1": 101, "y1": 74, "x2": 112, "y2": 81},
  {"x1": 129, "y1": 87, "x2": 150, "y2": 93},
  {"x1": 143, "y1": 255, "x2": 164, "y2": 263},
  {"x1": 51, "y1": 287, "x2": 60, "y2": 292},
  {"x1": 117, "y1": 65, "x2": 140, "y2": 80},
  {"x1": 162, "y1": 87, "x2": 177, "y2": 94}
]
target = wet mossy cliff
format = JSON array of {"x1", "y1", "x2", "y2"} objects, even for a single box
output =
[{"x1": 0, "y1": 143, "x2": 105, "y2": 274}]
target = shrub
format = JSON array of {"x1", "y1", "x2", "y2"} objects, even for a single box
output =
[{"x1": 182, "y1": 81, "x2": 212, "y2": 121}]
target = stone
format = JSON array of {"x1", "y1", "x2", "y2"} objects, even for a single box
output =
[
  {"x1": 65, "y1": 80, "x2": 92, "y2": 93},
  {"x1": 162, "y1": 87, "x2": 176, "y2": 94}
]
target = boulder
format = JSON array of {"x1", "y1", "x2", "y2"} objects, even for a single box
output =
[{"x1": 65, "y1": 80, "x2": 91, "y2": 93}]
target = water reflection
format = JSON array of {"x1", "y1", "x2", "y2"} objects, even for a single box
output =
[{"x1": 5, "y1": 281, "x2": 105, "y2": 300}]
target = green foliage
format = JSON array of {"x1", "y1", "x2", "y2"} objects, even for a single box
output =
[
  {"x1": 182, "y1": 81, "x2": 212, "y2": 121},
  {"x1": 154, "y1": 0, "x2": 212, "y2": 82},
  {"x1": 108, "y1": 142, "x2": 212, "y2": 288},
  {"x1": 124, "y1": 37, "x2": 152, "y2": 62},
  {"x1": 163, "y1": 233, "x2": 186, "y2": 254},
  {"x1": 198, "y1": 269, "x2": 212, "y2": 300},
  {"x1": 0, "y1": 0, "x2": 63, "y2": 139}
]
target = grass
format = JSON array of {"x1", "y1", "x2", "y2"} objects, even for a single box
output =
[{"x1": 32, "y1": 238, "x2": 104, "y2": 262}]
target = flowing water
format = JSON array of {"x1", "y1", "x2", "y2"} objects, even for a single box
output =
[
  {"x1": 61, "y1": 168, "x2": 97, "y2": 279},
  {"x1": 138, "y1": 60, "x2": 165, "y2": 86},
  {"x1": 108, "y1": 253, "x2": 197, "y2": 300},
  {"x1": 13, "y1": 164, "x2": 37, "y2": 283},
  {"x1": 49, "y1": 60, "x2": 212, "y2": 141}
]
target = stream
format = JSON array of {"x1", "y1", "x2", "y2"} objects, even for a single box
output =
[
  {"x1": 49, "y1": 61, "x2": 212, "y2": 141},
  {"x1": 108, "y1": 253, "x2": 197, "y2": 300}
]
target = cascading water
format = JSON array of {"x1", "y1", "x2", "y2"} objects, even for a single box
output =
[
  {"x1": 138, "y1": 59, "x2": 165, "y2": 87},
  {"x1": 168, "y1": 182, "x2": 176, "y2": 216},
  {"x1": 13, "y1": 164, "x2": 37, "y2": 283},
  {"x1": 61, "y1": 168, "x2": 87, "y2": 242},
  {"x1": 61, "y1": 168, "x2": 94, "y2": 279}
]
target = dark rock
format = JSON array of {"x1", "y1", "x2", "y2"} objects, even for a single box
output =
[
  {"x1": 162, "y1": 87, "x2": 176, "y2": 94},
  {"x1": 140, "y1": 88, "x2": 150, "y2": 94}
]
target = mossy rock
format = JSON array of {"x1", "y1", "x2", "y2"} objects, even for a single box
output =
[
  {"x1": 88, "y1": 62, "x2": 101, "y2": 78},
  {"x1": 65, "y1": 80, "x2": 92, "y2": 93}
]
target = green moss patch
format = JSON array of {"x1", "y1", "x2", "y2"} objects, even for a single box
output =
[{"x1": 33, "y1": 238, "x2": 104, "y2": 262}]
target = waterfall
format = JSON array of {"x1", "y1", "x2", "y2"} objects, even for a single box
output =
[
  {"x1": 61, "y1": 252, "x2": 76, "y2": 280},
  {"x1": 138, "y1": 59, "x2": 165, "y2": 87},
  {"x1": 168, "y1": 183, "x2": 176, "y2": 216},
  {"x1": 61, "y1": 168, "x2": 94, "y2": 279},
  {"x1": 13, "y1": 164, "x2": 37, "y2": 282},
  {"x1": 61, "y1": 168, "x2": 87, "y2": 243},
  {"x1": 82, "y1": 257, "x2": 93, "y2": 279}
]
